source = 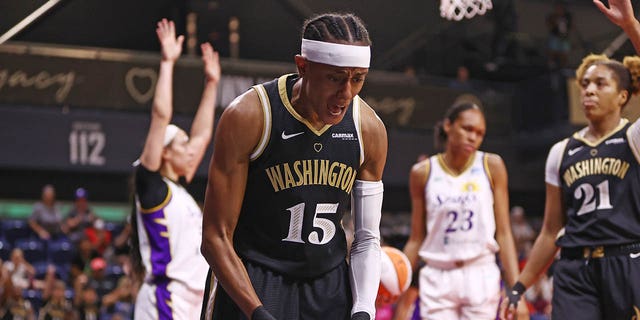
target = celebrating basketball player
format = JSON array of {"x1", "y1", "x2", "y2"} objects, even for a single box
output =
[
  {"x1": 199, "y1": 12, "x2": 387, "y2": 320},
  {"x1": 402, "y1": 102, "x2": 527, "y2": 319},
  {"x1": 131, "y1": 19, "x2": 220, "y2": 320},
  {"x1": 502, "y1": 0, "x2": 640, "y2": 319}
]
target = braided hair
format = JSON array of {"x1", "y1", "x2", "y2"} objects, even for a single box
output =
[{"x1": 302, "y1": 13, "x2": 371, "y2": 45}]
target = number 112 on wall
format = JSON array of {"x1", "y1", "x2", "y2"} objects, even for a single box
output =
[{"x1": 69, "y1": 130, "x2": 106, "y2": 166}]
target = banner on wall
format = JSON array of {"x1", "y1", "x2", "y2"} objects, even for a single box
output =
[{"x1": 0, "y1": 43, "x2": 513, "y2": 131}]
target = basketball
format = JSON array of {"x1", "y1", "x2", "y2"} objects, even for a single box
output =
[{"x1": 376, "y1": 246, "x2": 412, "y2": 307}]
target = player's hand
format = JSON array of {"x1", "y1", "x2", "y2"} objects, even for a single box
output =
[
  {"x1": 593, "y1": 0, "x2": 637, "y2": 29},
  {"x1": 156, "y1": 18, "x2": 184, "y2": 63},
  {"x1": 201, "y1": 43, "x2": 221, "y2": 84},
  {"x1": 500, "y1": 282, "x2": 527, "y2": 320},
  {"x1": 515, "y1": 295, "x2": 530, "y2": 320},
  {"x1": 251, "y1": 306, "x2": 276, "y2": 320}
]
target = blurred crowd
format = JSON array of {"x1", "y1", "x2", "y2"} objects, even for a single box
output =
[{"x1": 0, "y1": 184, "x2": 134, "y2": 320}]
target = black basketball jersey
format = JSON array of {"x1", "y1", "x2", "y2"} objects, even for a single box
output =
[
  {"x1": 557, "y1": 121, "x2": 640, "y2": 247},
  {"x1": 234, "y1": 74, "x2": 364, "y2": 278}
]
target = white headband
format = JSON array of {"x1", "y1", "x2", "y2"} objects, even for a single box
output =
[
  {"x1": 131, "y1": 123, "x2": 182, "y2": 167},
  {"x1": 163, "y1": 124, "x2": 181, "y2": 147},
  {"x1": 301, "y1": 39, "x2": 370, "y2": 68}
]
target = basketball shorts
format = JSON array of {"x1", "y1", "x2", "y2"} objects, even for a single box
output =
[
  {"x1": 135, "y1": 279, "x2": 204, "y2": 320},
  {"x1": 552, "y1": 250, "x2": 640, "y2": 319},
  {"x1": 201, "y1": 260, "x2": 352, "y2": 320},
  {"x1": 419, "y1": 254, "x2": 500, "y2": 320}
]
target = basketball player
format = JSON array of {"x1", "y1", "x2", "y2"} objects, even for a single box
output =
[
  {"x1": 502, "y1": 1, "x2": 640, "y2": 319},
  {"x1": 200, "y1": 13, "x2": 387, "y2": 320},
  {"x1": 132, "y1": 18, "x2": 220, "y2": 320},
  {"x1": 402, "y1": 103, "x2": 527, "y2": 319}
]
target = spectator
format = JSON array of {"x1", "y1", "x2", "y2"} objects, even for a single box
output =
[
  {"x1": 547, "y1": 2, "x2": 573, "y2": 69},
  {"x1": 510, "y1": 206, "x2": 536, "y2": 260},
  {"x1": 101, "y1": 276, "x2": 134, "y2": 320},
  {"x1": 84, "y1": 219, "x2": 112, "y2": 257},
  {"x1": 28, "y1": 184, "x2": 65, "y2": 240},
  {"x1": 3, "y1": 248, "x2": 35, "y2": 290},
  {"x1": 0, "y1": 277, "x2": 35, "y2": 320},
  {"x1": 86, "y1": 257, "x2": 117, "y2": 300},
  {"x1": 64, "y1": 188, "x2": 97, "y2": 244},
  {"x1": 448, "y1": 65, "x2": 473, "y2": 92},
  {"x1": 40, "y1": 270, "x2": 74, "y2": 320},
  {"x1": 70, "y1": 238, "x2": 99, "y2": 284},
  {"x1": 111, "y1": 218, "x2": 132, "y2": 275},
  {"x1": 73, "y1": 279, "x2": 100, "y2": 320}
]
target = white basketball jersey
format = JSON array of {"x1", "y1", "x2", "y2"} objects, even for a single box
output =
[
  {"x1": 418, "y1": 152, "x2": 499, "y2": 264},
  {"x1": 137, "y1": 178, "x2": 209, "y2": 292}
]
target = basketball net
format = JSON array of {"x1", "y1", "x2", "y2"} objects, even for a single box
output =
[{"x1": 440, "y1": 0, "x2": 493, "y2": 21}]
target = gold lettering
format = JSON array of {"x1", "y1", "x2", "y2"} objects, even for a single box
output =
[
  {"x1": 328, "y1": 162, "x2": 340, "y2": 187},
  {"x1": 618, "y1": 162, "x2": 630, "y2": 179},
  {"x1": 575, "y1": 162, "x2": 583, "y2": 178},
  {"x1": 341, "y1": 167, "x2": 353, "y2": 191},
  {"x1": 335, "y1": 163, "x2": 347, "y2": 188},
  {"x1": 313, "y1": 159, "x2": 319, "y2": 184},
  {"x1": 293, "y1": 161, "x2": 304, "y2": 186},
  {"x1": 302, "y1": 160, "x2": 313, "y2": 186},
  {"x1": 563, "y1": 169, "x2": 573, "y2": 187},
  {"x1": 319, "y1": 160, "x2": 329, "y2": 185},
  {"x1": 603, "y1": 158, "x2": 611, "y2": 174},
  {"x1": 265, "y1": 166, "x2": 284, "y2": 192},
  {"x1": 283, "y1": 163, "x2": 296, "y2": 189},
  {"x1": 610, "y1": 159, "x2": 621, "y2": 176},
  {"x1": 570, "y1": 166, "x2": 579, "y2": 186},
  {"x1": 593, "y1": 158, "x2": 602, "y2": 174}
]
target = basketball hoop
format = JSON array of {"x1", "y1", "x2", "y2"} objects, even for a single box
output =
[{"x1": 440, "y1": 0, "x2": 493, "y2": 21}]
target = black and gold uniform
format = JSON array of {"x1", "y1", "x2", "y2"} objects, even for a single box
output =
[
  {"x1": 550, "y1": 120, "x2": 640, "y2": 319},
  {"x1": 203, "y1": 74, "x2": 366, "y2": 320},
  {"x1": 557, "y1": 121, "x2": 640, "y2": 247}
]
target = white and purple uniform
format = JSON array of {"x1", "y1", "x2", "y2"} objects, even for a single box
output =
[
  {"x1": 418, "y1": 151, "x2": 501, "y2": 320},
  {"x1": 134, "y1": 165, "x2": 209, "y2": 320}
]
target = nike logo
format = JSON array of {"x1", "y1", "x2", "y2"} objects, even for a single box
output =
[
  {"x1": 630, "y1": 252, "x2": 640, "y2": 259},
  {"x1": 568, "y1": 146, "x2": 583, "y2": 156},
  {"x1": 281, "y1": 131, "x2": 304, "y2": 140}
]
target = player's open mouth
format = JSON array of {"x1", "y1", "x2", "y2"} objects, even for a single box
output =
[{"x1": 329, "y1": 105, "x2": 345, "y2": 116}]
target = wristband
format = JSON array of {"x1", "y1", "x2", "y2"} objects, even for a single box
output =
[
  {"x1": 252, "y1": 306, "x2": 276, "y2": 320},
  {"x1": 506, "y1": 281, "x2": 526, "y2": 309},
  {"x1": 351, "y1": 311, "x2": 370, "y2": 320}
]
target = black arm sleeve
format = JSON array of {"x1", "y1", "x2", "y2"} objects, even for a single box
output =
[{"x1": 135, "y1": 165, "x2": 170, "y2": 211}]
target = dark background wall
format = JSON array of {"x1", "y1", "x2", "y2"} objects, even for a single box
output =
[{"x1": 2, "y1": 0, "x2": 639, "y2": 218}]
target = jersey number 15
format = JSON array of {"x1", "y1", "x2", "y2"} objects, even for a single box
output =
[{"x1": 282, "y1": 202, "x2": 338, "y2": 245}]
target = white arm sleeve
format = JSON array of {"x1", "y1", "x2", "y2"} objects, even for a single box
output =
[
  {"x1": 545, "y1": 139, "x2": 569, "y2": 187},
  {"x1": 349, "y1": 179, "x2": 383, "y2": 319},
  {"x1": 628, "y1": 119, "x2": 640, "y2": 163}
]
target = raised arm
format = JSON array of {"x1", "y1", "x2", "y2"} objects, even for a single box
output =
[
  {"x1": 200, "y1": 90, "x2": 264, "y2": 318},
  {"x1": 185, "y1": 42, "x2": 221, "y2": 182},
  {"x1": 349, "y1": 102, "x2": 388, "y2": 320},
  {"x1": 594, "y1": 0, "x2": 640, "y2": 54},
  {"x1": 138, "y1": 19, "x2": 183, "y2": 171}
]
